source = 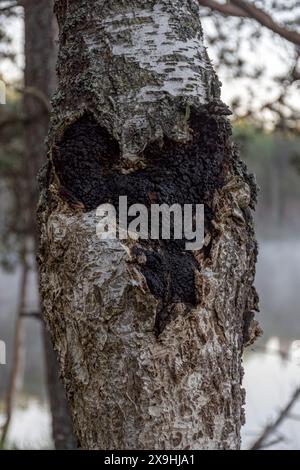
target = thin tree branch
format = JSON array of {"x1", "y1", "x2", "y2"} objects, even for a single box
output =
[
  {"x1": 2, "y1": 79, "x2": 51, "y2": 114},
  {"x1": 250, "y1": 386, "x2": 300, "y2": 450},
  {"x1": 0, "y1": 1, "x2": 19, "y2": 14},
  {"x1": 198, "y1": 0, "x2": 247, "y2": 17},
  {"x1": 198, "y1": 0, "x2": 300, "y2": 46},
  {"x1": 260, "y1": 436, "x2": 285, "y2": 449},
  {"x1": 20, "y1": 311, "x2": 42, "y2": 320},
  {"x1": 231, "y1": 0, "x2": 300, "y2": 46}
]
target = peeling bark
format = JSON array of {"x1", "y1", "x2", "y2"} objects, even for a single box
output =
[{"x1": 38, "y1": 0, "x2": 261, "y2": 450}]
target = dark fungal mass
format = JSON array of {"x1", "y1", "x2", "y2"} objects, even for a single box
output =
[
  {"x1": 132, "y1": 242, "x2": 199, "y2": 333},
  {"x1": 53, "y1": 110, "x2": 232, "y2": 333}
]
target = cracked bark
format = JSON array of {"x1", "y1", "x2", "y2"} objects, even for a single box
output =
[{"x1": 38, "y1": 0, "x2": 261, "y2": 450}]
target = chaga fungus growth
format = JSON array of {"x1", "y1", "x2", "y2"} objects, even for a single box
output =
[
  {"x1": 53, "y1": 111, "x2": 229, "y2": 212},
  {"x1": 52, "y1": 109, "x2": 236, "y2": 333}
]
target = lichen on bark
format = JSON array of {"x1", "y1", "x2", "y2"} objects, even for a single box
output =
[{"x1": 38, "y1": 0, "x2": 261, "y2": 450}]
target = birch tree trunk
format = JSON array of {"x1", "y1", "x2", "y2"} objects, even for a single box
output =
[
  {"x1": 38, "y1": 0, "x2": 261, "y2": 450},
  {"x1": 23, "y1": 0, "x2": 76, "y2": 449}
]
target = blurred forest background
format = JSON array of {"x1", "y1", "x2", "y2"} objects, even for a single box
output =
[{"x1": 0, "y1": 0, "x2": 300, "y2": 450}]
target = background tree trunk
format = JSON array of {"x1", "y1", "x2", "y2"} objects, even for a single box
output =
[
  {"x1": 39, "y1": 0, "x2": 261, "y2": 449},
  {"x1": 23, "y1": 0, "x2": 76, "y2": 449}
]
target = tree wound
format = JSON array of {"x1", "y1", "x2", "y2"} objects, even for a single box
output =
[{"x1": 53, "y1": 111, "x2": 232, "y2": 333}]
